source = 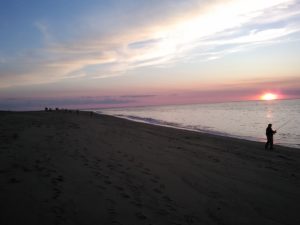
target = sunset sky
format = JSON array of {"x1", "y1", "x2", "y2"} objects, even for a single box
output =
[{"x1": 1, "y1": 0, "x2": 300, "y2": 110}]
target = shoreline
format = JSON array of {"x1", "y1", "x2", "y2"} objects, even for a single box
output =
[
  {"x1": 97, "y1": 112, "x2": 299, "y2": 150},
  {"x1": 1, "y1": 110, "x2": 299, "y2": 225}
]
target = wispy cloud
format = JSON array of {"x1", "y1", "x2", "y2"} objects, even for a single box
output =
[
  {"x1": 1, "y1": 0, "x2": 300, "y2": 88},
  {"x1": 34, "y1": 21, "x2": 53, "y2": 43},
  {"x1": 120, "y1": 94, "x2": 156, "y2": 98}
]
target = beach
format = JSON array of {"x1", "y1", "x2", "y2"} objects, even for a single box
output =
[{"x1": 0, "y1": 111, "x2": 299, "y2": 225}]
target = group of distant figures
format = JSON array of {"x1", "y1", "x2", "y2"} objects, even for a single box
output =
[
  {"x1": 44, "y1": 107, "x2": 80, "y2": 114},
  {"x1": 44, "y1": 107, "x2": 94, "y2": 116}
]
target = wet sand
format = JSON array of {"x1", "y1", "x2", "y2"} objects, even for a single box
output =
[{"x1": 0, "y1": 111, "x2": 299, "y2": 225}]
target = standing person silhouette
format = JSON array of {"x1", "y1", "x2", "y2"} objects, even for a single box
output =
[{"x1": 265, "y1": 124, "x2": 276, "y2": 150}]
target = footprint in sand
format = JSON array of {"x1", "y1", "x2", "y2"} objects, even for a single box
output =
[
  {"x1": 157, "y1": 208, "x2": 170, "y2": 216},
  {"x1": 135, "y1": 212, "x2": 147, "y2": 220},
  {"x1": 184, "y1": 214, "x2": 198, "y2": 225},
  {"x1": 106, "y1": 164, "x2": 115, "y2": 170},
  {"x1": 50, "y1": 174, "x2": 64, "y2": 199},
  {"x1": 142, "y1": 167, "x2": 152, "y2": 176},
  {"x1": 128, "y1": 156, "x2": 135, "y2": 162},
  {"x1": 136, "y1": 162, "x2": 144, "y2": 168},
  {"x1": 52, "y1": 187, "x2": 61, "y2": 199},
  {"x1": 120, "y1": 192, "x2": 131, "y2": 199},
  {"x1": 142, "y1": 170, "x2": 152, "y2": 176},
  {"x1": 0, "y1": 169, "x2": 8, "y2": 174},
  {"x1": 166, "y1": 204, "x2": 177, "y2": 212},
  {"x1": 51, "y1": 175, "x2": 64, "y2": 185},
  {"x1": 162, "y1": 195, "x2": 173, "y2": 203},
  {"x1": 114, "y1": 186, "x2": 124, "y2": 191},
  {"x1": 154, "y1": 175, "x2": 160, "y2": 180},
  {"x1": 51, "y1": 205, "x2": 66, "y2": 224},
  {"x1": 93, "y1": 171, "x2": 103, "y2": 177},
  {"x1": 150, "y1": 178, "x2": 158, "y2": 183},
  {"x1": 9, "y1": 177, "x2": 21, "y2": 184},
  {"x1": 111, "y1": 220, "x2": 123, "y2": 225},
  {"x1": 153, "y1": 188, "x2": 163, "y2": 194},
  {"x1": 105, "y1": 199, "x2": 118, "y2": 222},
  {"x1": 104, "y1": 179, "x2": 112, "y2": 185},
  {"x1": 131, "y1": 201, "x2": 143, "y2": 208},
  {"x1": 97, "y1": 184, "x2": 107, "y2": 190}
]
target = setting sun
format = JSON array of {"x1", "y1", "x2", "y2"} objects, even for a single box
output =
[{"x1": 261, "y1": 93, "x2": 278, "y2": 101}]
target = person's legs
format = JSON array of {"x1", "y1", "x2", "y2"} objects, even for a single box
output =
[
  {"x1": 270, "y1": 136, "x2": 274, "y2": 150},
  {"x1": 265, "y1": 140, "x2": 269, "y2": 149},
  {"x1": 265, "y1": 136, "x2": 271, "y2": 149}
]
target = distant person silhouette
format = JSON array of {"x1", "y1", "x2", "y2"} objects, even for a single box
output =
[{"x1": 265, "y1": 123, "x2": 276, "y2": 150}]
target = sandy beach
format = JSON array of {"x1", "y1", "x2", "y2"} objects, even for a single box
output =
[{"x1": 0, "y1": 110, "x2": 299, "y2": 225}]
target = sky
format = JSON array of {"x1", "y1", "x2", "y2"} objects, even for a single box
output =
[{"x1": 0, "y1": 0, "x2": 300, "y2": 110}]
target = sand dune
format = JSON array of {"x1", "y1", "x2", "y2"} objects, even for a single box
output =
[{"x1": 0, "y1": 111, "x2": 299, "y2": 225}]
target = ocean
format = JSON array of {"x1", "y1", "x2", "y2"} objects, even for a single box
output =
[{"x1": 97, "y1": 99, "x2": 300, "y2": 149}]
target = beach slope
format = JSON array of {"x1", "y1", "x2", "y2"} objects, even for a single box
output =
[{"x1": 0, "y1": 111, "x2": 299, "y2": 225}]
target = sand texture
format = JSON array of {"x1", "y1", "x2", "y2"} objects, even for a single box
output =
[{"x1": 0, "y1": 111, "x2": 299, "y2": 225}]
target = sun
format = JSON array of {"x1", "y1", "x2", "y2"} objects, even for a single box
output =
[{"x1": 261, "y1": 93, "x2": 278, "y2": 101}]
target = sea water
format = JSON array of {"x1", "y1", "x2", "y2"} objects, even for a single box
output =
[{"x1": 97, "y1": 99, "x2": 300, "y2": 149}]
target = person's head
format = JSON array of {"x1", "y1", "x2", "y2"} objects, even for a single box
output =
[{"x1": 268, "y1": 123, "x2": 272, "y2": 128}]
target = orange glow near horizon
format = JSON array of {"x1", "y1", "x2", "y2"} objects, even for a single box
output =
[{"x1": 260, "y1": 92, "x2": 278, "y2": 101}]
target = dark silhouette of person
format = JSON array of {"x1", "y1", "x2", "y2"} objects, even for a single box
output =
[{"x1": 265, "y1": 123, "x2": 276, "y2": 150}]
